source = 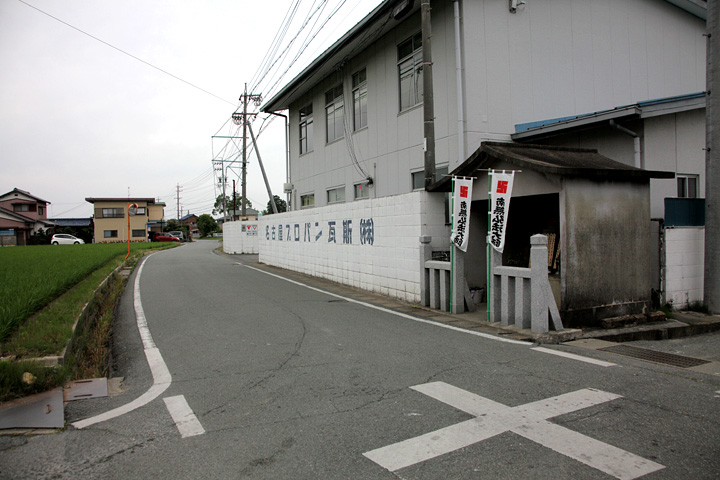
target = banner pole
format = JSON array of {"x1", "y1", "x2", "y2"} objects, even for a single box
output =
[
  {"x1": 487, "y1": 171, "x2": 492, "y2": 323},
  {"x1": 450, "y1": 176, "x2": 455, "y2": 314}
]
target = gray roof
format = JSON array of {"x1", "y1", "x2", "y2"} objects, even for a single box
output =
[
  {"x1": 51, "y1": 218, "x2": 92, "y2": 227},
  {"x1": 429, "y1": 142, "x2": 674, "y2": 192}
]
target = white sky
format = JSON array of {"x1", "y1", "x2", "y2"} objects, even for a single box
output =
[{"x1": 0, "y1": 0, "x2": 383, "y2": 219}]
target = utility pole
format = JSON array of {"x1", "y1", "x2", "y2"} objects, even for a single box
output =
[
  {"x1": 248, "y1": 122, "x2": 279, "y2": 214},
  {"x1": 422, "y1": 0, "x2": 436, "y2": 189},
  {"x1": 176, "y1": 184, "x2": 182, "y2": 223},
  {"x1": 234, "y1": 84, "x2": 262, "y2": 218},
  {"x1": 706, "y1": 1, "x2": 720, "y2": 313},
  {"x1": 233, "y1": 179, "x2": 237, "y2": 221}
]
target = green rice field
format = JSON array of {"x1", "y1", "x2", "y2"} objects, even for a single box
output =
[{"x1": 0, "y1": 243, "x2": 169, "y2": 343}]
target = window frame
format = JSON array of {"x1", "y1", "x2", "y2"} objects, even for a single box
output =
[
  {"x1": 13, "y1": 204, "x2": 34, "y2": 213},
  {"x1": 327, "y1": 186, "x2": 346, "y2": 204},
  {"x1": 352, "y1": 68, "x2": 367, "y2": 131},
  {"x1": 131, "y1": 229, "x2": 146, "y2": 238},
  {"x1": 300, "y1": 193, "x2": 315, "y2": 209},
  {"x1": 101, "y1": 207, "x2": 124, "y2": 218},
  {"x1": 412, "y1": 166, "x2": 448, "y2": 190},
  {"x1": 354, "y1": 181, "x2": 370, "y2": 200},
  {"x1": 103, "y1": 230, "x2": 118, "y2": 238},
  {"x1": 325, "y1": 85, "x2": 345, "y2": 143},
  {"x1": 299, "y1": 103, "x2": 314, "y2": 154},
  {"x1": 677, "y1": 174, "x2": 699, "y2": 199},
  {"x1": 397, "y1": 33, "x2": 423, "y2": 112}
]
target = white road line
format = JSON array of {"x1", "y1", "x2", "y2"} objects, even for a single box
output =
[
  {"x1": 73, "y1": 253, "x2": 172, "y2": 430},
  {"x1": 244, "y1": 265, "x2": 530, "y2": 345},
  {"x1": 164, "y1": 395, "x2": 205, "y2": 438},
  {"x1": 364, "y1": 382, "x2": 664, "y2": 479},
  {"x1": 532, "y1": 347, "x2": 617, "y2": 367}
]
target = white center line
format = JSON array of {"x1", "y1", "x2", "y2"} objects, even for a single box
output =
[{"x1": 164, "y1": 395, "x2": 205, "y2": 438}]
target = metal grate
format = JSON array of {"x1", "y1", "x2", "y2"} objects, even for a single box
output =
[{"x1": 599, "y1": 345, "x2": 711, "y2": 368}]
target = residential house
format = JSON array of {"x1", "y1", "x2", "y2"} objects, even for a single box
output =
[
  {"x1": 0, "y1": 188, "x2": 54, "y2": 246},
  {"x1": 217, "y1": 208, "x2": 260, "y2": 226},
  {"x1": 253, "y1": 0, "x2": 707, "y2": 324},
  {"x1": 86, "y1": 197, "x2": 165, "y2": 243},
  {"x1": 180, "y1": 213, "x2": 199, "y2": 238}
]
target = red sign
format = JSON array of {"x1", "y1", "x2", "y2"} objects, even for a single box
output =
[
  {"x1": 460, "y1": 186, "x2": 469, "y2": 198},
  {"x1": 496, "y1": 181, "x2": 508, "y2": 194}
]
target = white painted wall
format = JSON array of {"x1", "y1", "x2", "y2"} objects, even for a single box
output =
[
  {"x1": 664, "y1": 227, "x2": 704, "y2": 309},
  {"x1": 257, "y1": 192, "x2": 448, "y2": 303},
  {"x1": 223, "y1": 221, "x2": 259, "y2": 254},
  {"x1": 646, "y1": 109, "x2": 706, "y2": 217}
]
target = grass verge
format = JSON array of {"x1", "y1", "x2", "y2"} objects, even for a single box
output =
[{"x1": 0, "y1": 243, "x2": 174, "y2": 402}]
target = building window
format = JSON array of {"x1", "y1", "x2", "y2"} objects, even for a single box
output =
[
  {"x1": 325, "y1": 85, "x2": 344, "y2": 143},
  {"x1": 677, "y1": 174, "x2": 699, "y2": 198},
  {"x1": 327, "y1": 186, "x2": 345, "y2": 204},
  {"x1": 412, "y1": 166, "x2": 448, "y2": 190},
  {"x1": 354, "y1": 181, "x2": 370, "y2": 199},
  {"x1": 136, "y1": 207, "x2": 146, "y2": 215},
  {"x1": 13, "y1": 204, "x2": 34, "y2": 212},
  {"x1": 301, "y1": 193, "x2": 315, "y2": 208},
  {"x1": 299, "y1": 104, "x2": 313, "y2": 154},
  {"x1": 398, "y1": 32, "x2": 423, "y2": 112},
  {"x1": 38, "y1": 206, "x2": 44, "y2": 216},
  {"x1": 352, "y1": 68, "x2": 367, "y2": 130},
  {"x1": 101, "y1": 208, "x2": 124, "y2": 218},
  {"x1": 104, "y1": 230, "x2": 118, "y2": 238},
  {"x1": 132, "y1": 229, "x2": 146, "y2": 238}
]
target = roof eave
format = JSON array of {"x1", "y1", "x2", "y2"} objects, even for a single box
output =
[
  {"x1": 262, "y1": 0, "x2": 417, "y2": 112},
  {"x1": 664, "y1": 0, "x2": 707, "y2": 20}
]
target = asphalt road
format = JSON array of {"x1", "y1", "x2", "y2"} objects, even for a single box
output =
[{"x1": 1, "y1": 240, "x2": 719, "y2": 479}]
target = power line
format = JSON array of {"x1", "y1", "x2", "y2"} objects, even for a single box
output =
[{"x1": 16, "y1": 0, "x2": 236, "y2": 106}]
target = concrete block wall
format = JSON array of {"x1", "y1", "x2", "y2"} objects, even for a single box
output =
[
  {"x1": 258, "y1": 191, "x2": 448, "y2": 303},
  {"x1": 223, "y1": 221, "x2": 259, "y2": 254},
  {"x1": 664, "y1": 227, "x2": 704, "y2": 309}
]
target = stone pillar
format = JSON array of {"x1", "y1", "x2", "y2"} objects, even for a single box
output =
[
  {"x1": 451, "y1": 246, "x2": 465, "y2": 313},
  {"x1": 530, "y1": 234, "x2": 549, "y2": 334},
  {"x1": 489, "y1": 243, "x2": 502, "y2": 323},
  {"x1": 420, "y1": 235, "x2": 432, "y2": 307}
]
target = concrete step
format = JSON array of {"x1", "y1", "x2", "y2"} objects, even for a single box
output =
[{"x1": 581, "y1": 311, "x2": 720, "y2": 343}]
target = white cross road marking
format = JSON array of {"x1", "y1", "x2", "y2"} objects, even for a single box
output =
[
  {"x1": 363, "y1": 382, "x2": 664, "y2": 480},
  {"x1": 164, "y1": 395, "x2": 205, "y2": 438}
]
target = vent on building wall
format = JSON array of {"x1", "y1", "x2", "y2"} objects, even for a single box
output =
[{"x1": 393, "y1": 0, "x2": 413, "y2": 20}]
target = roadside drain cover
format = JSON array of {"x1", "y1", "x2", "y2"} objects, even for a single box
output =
[{"x1": 599, "y1": 345, "x2": 711, "y2": 368}]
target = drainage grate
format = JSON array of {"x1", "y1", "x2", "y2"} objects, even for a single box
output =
[{"x1": 599, "y1": 345, "x2": 711, "y2": 368}]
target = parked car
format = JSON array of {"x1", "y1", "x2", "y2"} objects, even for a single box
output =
[
  {"x1": 51, "y1": 234, "x2": 85, "y2": 245},
  {"x1": 168, "y1": 231, "x2": 185, "y2": 241},
  {"x1": 153, "y1": 233, "x2": 180, "y2": 242}
]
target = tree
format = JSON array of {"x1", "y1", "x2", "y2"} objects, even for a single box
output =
[
  {"x1": 165, "y1": 219, "x2": 180, "y2": 232},
  {"x1": 196, "y1": 214, "x2": 219, "y2": 238},
  {"x1": 263, "y1": 195, "x2": 287, "y2": 215},
  {"x1": 213, "y1": 193, "x2": 251, "y2": 216}
]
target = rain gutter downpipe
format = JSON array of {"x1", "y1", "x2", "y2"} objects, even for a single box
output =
[{"x1": 609, "y1": 119, "x2": 641, "y2": 168}]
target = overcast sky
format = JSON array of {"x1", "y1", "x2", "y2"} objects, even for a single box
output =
[{"x1": 0, "y1": 0, "x2": 383, "y2": 219}]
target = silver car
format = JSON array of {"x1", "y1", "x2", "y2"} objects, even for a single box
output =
[{"x1": 51, "y1": 234, "x2": 85, "y2": 245}]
